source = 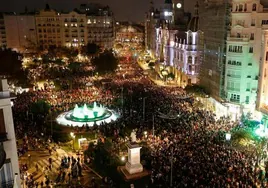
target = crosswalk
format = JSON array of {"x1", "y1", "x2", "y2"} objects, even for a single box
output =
[
  {"x1": 21, "y1": 149, "x2": 107, "y2": 187},
  {"x1": 27, "y1": 155, "x2": 62, "y2": 181}
]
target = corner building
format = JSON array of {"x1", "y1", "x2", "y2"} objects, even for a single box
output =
[
  {"x1": 224, "y1": 0, "x2": 268, "y2": 119},
  {"x1": 0, "y1": 80, "x2": 20, "y2": 187}
]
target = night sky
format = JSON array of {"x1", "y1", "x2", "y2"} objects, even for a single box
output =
[{"x1": 0, "y1": 0, "x2": 196, "y2": 21}]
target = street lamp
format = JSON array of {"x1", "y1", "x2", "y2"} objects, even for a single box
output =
[{"x1": 144, "y1": 131, "x2": 148, "y2": 139}]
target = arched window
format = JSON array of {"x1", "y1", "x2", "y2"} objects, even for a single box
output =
[{"x1": 188, "y1": 36, "x2": 192, "y2": 45}]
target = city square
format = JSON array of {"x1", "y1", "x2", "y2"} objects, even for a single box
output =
[{"x1": 0, "y1": 0, "x2": 268, "y2": 188}]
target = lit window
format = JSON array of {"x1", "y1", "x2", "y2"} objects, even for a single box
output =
[
  {"x1": 87, "y1": 19, "x2": 91, "y2": 24},
  {"x1": 75, "y1": 23, "x2": 77, "y2": 27},
  {"x1": 65, "y1": 23, "x2": 68, "y2": 27}
]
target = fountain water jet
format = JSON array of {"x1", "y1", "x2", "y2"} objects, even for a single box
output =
[{"x1": 56, "y1": 102, "x2": 118, "y2": 127}]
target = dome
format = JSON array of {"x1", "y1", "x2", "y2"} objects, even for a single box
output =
[{"x1": 187, "y1": 16, "x2": 199, "y2": 32}]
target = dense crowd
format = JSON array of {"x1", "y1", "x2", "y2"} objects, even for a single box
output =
[{"x1": 12, "y1": 54, "x2": 268, "y2": 188}]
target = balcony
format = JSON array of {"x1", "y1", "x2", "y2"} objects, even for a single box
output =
[
  {"x1": 227, "y1": 87, "x2": 240, "y2": 92},
  {"x1": 227, "y1": 35, "x2": 249, "y2": 42},
  {"x1": 227, "y1": 74, "x2": 241, "y2": 78},
  {"x1": 230, "y1": 98, "x2": 240, "y2": 103}
]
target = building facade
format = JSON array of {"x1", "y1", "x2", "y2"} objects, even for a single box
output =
[
  {"x1": 252, "y1": 1, "x2": 268, "y2": 120},
  {"x1": 4, "y1": 13, "x2": 36, "y2": 52},
  {"x1": 199, "y1": 0, "x2": 231, "y2": 102},
  {"x1": 1, "y1": 4, "x2": 115, "y2": 51},
  {"x1": 224, "y1": 0, "x2": 268, "y2": 117},
  {"x1": 0, "y1": 14, "x2": 6, "y2": 48},
  {"x1": 60, "y1": 11, "x2": 87, "y2": 47},
  {"x1": 35, "y1": 5, "x2": 62, "y2": 49},
  {"x1": 174, "y1": 2, "x2": 204, "y2": 84},
  {"x1": 0, "y1": 79, "x2": 20, "y2": 187},
  {"x1": 85, "y1": 11, "x2": 115, "y2": 49}
]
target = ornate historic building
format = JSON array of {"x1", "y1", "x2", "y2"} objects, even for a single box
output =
[
  {"x1": 174, "y1": 2, "x2": 204, "y2": 84},
  {"x1": 146, "y1": 0, "x2": 200, "y2": 87}
]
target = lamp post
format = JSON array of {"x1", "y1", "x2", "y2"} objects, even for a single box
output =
[
  {"x1": 152, "y1": 115, "x2": 155, "y2": 136},
  {"x1": 70, "y1": 132, "x2": 76, "y2": 150},
  {"x1": 143, "y1": 97, "x2": 146, "y2": 121},
  {"x1": 170, "y1": 149, "x2": 174, "y2": 187},
  {"x1": 121, "y1": 86, "x2": 124, "y2": 116}
]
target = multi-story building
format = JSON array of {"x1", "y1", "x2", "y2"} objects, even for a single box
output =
[
  {"x1": 80, "y1": 3, "x2": 115, "y2": 49},
  {"x1": 246, "y1": 1, "x2": 268, "y2": 122},
  {"x1": 4, "y1": 13, "x2": 36, "y2": 52},
  {"x1": 0, "y1": 13, "x2": 6, "y2": 48},
  {"x1": 35, "y1": 4, "x2": 62, "y2": 49},
  {"x1": 145, "y1": 1, "x2": 160, "y2": 52},
  {"x1": 60, "y1": 10, "x2": 87, "y2": 47},
  {"x1": 1, "y1": 3, "x2": 115, "y2": 51},
  {"x1": 224, "y1": 0, "x2": 268, "y2": 118},
  {"x1": 198, "y1": 0, "x2": 231, "y2": 117},
  {"x1": 0, "y1": 79, "x2": 20, "y2": 187},
  {"x1": 174, "y1": 2, "x2": 204, "y2": 84},
  {"x1": 115, "y1": 23, "x2": 144, "y2": 43}
]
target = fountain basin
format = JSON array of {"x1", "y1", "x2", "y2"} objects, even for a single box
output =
[{"x1": 56, "y1": 102, "x2": 118, "y2": 127}]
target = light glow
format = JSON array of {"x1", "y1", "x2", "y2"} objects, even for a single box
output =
[
  {"x1": 255, "y1": 124, "x2": 268, "y2": 137},
  {"x1": 164, "y1": 11, "x2": 173, "y2": 17},
  {"x1": 56, "y1": 102, "x2": 118, "y2": 127}
]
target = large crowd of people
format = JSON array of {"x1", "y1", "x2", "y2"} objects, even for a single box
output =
[{"x1": 12, "y1": 52, "x2": 268, "y2": 188}]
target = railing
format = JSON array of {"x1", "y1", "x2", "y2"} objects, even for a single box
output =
[
  {"x1": 230, "y1": 98, "x2": 240, "y2": 103},
  {"x1": 227, "y1": 87, "x2": 240, "y2": 92},
  {"x1": 227, "y1": 74, "x2": 241, "y2": 78},
  {"x1": 227, "y1": 36, "x2": 249, "y2": 42}
]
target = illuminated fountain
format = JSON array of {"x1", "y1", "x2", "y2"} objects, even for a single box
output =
[
  {"x1": 255, "y1": 124, "x2": 268, "y2": 138},
  {"x1": 56, "y1": 102, "x2": 118, "y2": 127}
]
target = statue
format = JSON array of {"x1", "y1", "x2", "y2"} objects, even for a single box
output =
[{"x1": 130, "y1": 130, "x2": 137, "y2": 143}]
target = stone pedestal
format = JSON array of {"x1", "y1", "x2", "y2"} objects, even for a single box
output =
[{"x1": 125, "y1": 142, "x2": 143, "y2": 174}]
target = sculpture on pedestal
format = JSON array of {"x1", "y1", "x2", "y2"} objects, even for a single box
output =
[{"x1": 130, "y1": 129, "x2": 137, "y2": 143}]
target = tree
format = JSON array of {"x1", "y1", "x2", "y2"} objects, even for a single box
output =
[
  {"x1": 30, "y1": 100, "x2": 51, "y2": 122},
  {"x1": 91, "y1": 50, "x2": 118, "y2": 74},
  {"x1": 0, "y1": 49, "x2": 23, "y2": 76},
  {"x1": 82, "y1": 43, "x2": 100, "y2": 57}
]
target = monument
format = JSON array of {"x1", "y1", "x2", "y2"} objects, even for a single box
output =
[
  {"x1": 118, "y1": 130, "x2": 149, "y2": 180},
  {"x1": 125, "y1": 143, "x2": 143, "y2": 174}
]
